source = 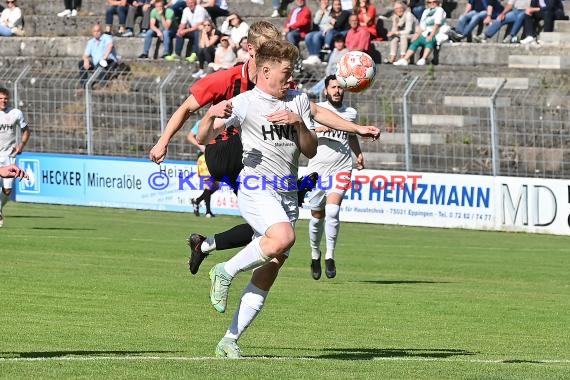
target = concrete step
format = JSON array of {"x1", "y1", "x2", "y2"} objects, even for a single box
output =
[
  {"x1": 477, "y1": 77, "x2": 539, "y2": 90},
  {"x1": 508, "y1": 55, "x2": 570, "y2": 69},
  {"x1": 381, "y1": 133, "x2": 445, "y2": 145},
  {"x1": 363, "y1": 152, "x2": 404, "y2": 167},
  {"x1": 444, "y1": 96, "x2": 511, "y2": 107},
  {"x1": 538, "y1": 31, "x2": 570, "y2": 45},
  {"x1": 412, "y1": 114, "x2": 479, "y2": 127},
  {"x1": 554, "y1": 20, "x2": 570, "y2": 33}
]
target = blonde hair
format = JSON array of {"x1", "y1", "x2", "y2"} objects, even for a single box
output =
[
  {"x1": 247, "y1": 21, "x2": 281, "y2": 50},
  {"x1": 255, "y1": 40, "x2": 299, "y2": 69}
]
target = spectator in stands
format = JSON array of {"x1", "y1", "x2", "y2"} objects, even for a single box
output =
[
  {"x1": 79, "y1": 23, "x2": 119, "y2": 86},
  {"x1": 473, "y1": 0, "x2": 529, "y2": 43},
  {"x1": 324, "y1": 0, "x2": 351, "y2": 49},
  {"x1": 308, "y1": 34, "x2": 349, "y2": 97},
  {"x1": 58, "y1": 0, "x2": 81, "y2": 17},
  {"x1": 354, "y1": 0, "x2": 378, "y2": 40},
  {"x1": 345, "y1": 13, "x2": 371, "y2": 53},
  {"x1": 408, "y1": 0, "x2": 425, "y2": 21},
  {"x1": 192, "y1": 19, "x2": 221, "y2": 78},
  {"x1": 0, "y1": 0, "x2": 24, "y2": 37},
  {"x1": 139, "y1": 0, "x2": 176, "y2": 59},
  {"x1": 220, "y1": 12, "x2": 249, "y2": 49},
  {"x1": 394, "y1": 0, "x2": 446, "y2": 66},
  {"x1": 201, "y1": 0, "x2": 229, "y2": 26},
  {"x1": 386, "y1": 1, "x2": 416, "y2": 63},
  {"x1": 520, "y1": 0, "x2": 561, "y2": 44},
  {"x1": 105, "y1": 0, "x2": 131, "y2": 36},
  {"x1": 208, "y1": 34, "x2": 237, "y2": 71},
  {"x1": 271, "y1": 0, "x2": 293, "y2": 18},
  {"x1": 166, "y1": 0, "x2": 208, "y2": 61},
  {"x1": 122, "y1": 0, "x2": 153, "y2": 37},
  {"x1": 303, "y1": 0, "x2": 334, "y2": 65},
  {"x1": 282, "y1": 0, "x2": 312, "y2": 48},
  {"x1": 448, "y1": 0, "x2": 502, "y2": 42},
  {"x1": 235, "y1": 36, "x2": 250, "y2": 63}
]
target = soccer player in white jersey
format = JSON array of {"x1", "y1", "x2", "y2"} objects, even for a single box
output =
[
  {"x1": 305, "y1": 75, "x2": 365, "y2": 280},
  {"x1": 197, "y1": 39, "x2": 317, "y2": 358},
  {"x1": 0, "y1": 87, "x2": 30, "y2": 227}
]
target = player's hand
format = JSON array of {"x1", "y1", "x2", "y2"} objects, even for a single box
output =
[
  {"x1": 356, "y1": 153, "x2": 365, "y2": 170},
  {"x1": 356, "y1": 125, "x2": 380, "y2": 140},
  {"x1": 149, "y1": 143, "x2": 167, "y2": 164},
  {"x1": 0, "y1": 164, "x2": 28, "y2": 180},
  {"x1": 315, "y1": 126, "x2": 331, "y2": 133},
  {"x1": 266, "y1": 109, "x2": 302, "y2": 126},
  {"x1": 208, "y1": 100, "x2": 233, "y2": 118}
]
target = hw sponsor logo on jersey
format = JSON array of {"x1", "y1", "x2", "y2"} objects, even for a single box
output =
[{"x1": 18, "y1": 159, "x2": 40, "y2": 193}]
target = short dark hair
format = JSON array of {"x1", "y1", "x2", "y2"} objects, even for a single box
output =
[
  {"x1": 324, "y1": 74, "x2": 337, "y2": 88},
  {"x1": 0, "y1": 87, "x2": 10, "y2": 97},
  {"x1": 333, "y1": 34, "x2": 345, "y2": 43}
]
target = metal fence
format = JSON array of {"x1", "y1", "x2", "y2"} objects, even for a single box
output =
[{"x1": 1, "y1": 64, "x2": 569, "y2": 179}]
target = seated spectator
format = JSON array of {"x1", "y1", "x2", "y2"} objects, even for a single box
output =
[
  {"x1": 394, "y1": 0, "x2": 446, "y2": 66},
  {"x1": 122, "y1": 0, "x2": 153, "y2": 37},
  {"x1": 168, "y1": 0, "x2": 188, "y2": 18},
  {"x1": 105, "y1": 0, "x2": 131, "y2": 36},
  {"x1": 308, "y1": 34, "x2": 349, "y2": 97},
  {"x1": 0, "y1": 0, "x2": 24, "y2": 37},
  {"x1": 282, "y1": 0, "x2": 312, "y2": 48},
  {"x1": 79, "y1": 23, "x2": 119, "y2": 87},
  {"x1": 409, "y1": 0, "x2": 425, "y2": 21},
  {"x1": 138, "y1": 0, "x2": 176, "y2": 59},
  {"x1": 166, "y1": 0, "x2": 208, "y2": 62},
  {"x1": 448, "y1": 0, "x2": 502, "y2": 42},
  {"x1": 57, "y1": 0, "x2": 81, "y2": 17},
  {"x1": 220, "y1": 12, "x2": 249, "y2": 49},
  {"x1": 473, "y1": 0, "x2": 529, "y2": 43},
  {"x1": 345, "y1": 14, "x2": 371, "y2": 53},
  {"x1": 386, "y1": 1, "x2": 416, "y2": 63},
  {"x1": 200, "y1": 0, "x2": 229, "y2": 26},
  {"x1": 235, "y1": 36, "x2": 250, "y2": 63},
  {"x1": 208, "y1": 35, "x2": 237, "y2": 71},
  {"x1": 192, "y1": 20, "x2": 221, "y2": 78},
  {"x1": 520, "y1": 0, "x2": 561, "y2": 44},
  {"x1": 324, "y1": 0, "x2": 351, "y2": 49},
  {"x1": 303, "y1": 0, "x2": 334, "y2": 65},
  {"x1": 354, "y1": 0, "x2": 378, "y2": 39}
]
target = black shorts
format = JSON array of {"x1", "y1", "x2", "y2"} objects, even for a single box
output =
[{"x1": 204, "y1": 133, "x2": 243, "y2": 187}]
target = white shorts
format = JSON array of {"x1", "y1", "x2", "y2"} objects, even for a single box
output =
[
  {"x1": 0, "y1": 156, "x2": 16, "y2": 189},
  {"x1": 306, "y1": 170, "x2": 351, "y2": 211},
  {"x1": 238, "y1": 187, "x2": 298, "y2": 238}
]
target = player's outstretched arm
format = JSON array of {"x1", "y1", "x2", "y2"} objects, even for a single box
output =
[
  {"x1": 149, "y1": 95, "x2": 201, "y2": 164},
  {"x1": 197, "y1": 100, "x2": 233, "y2": 144},
  {"x1": 311, "y1": 102, "x2": 380, "y2": 140},
  {"x1": 0, "y1": 164, "x2": 28, "y2": 180}
]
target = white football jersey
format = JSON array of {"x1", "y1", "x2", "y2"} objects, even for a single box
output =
[
  {"x1": 225, "y1": 87, "x2": 314, "y2": 193},
  {"x1": 306, "y1": 100, "x2": 358, "y2": 178},
  {"x1": 0, "y1": 106, "x2": 28, "y2": 156}
]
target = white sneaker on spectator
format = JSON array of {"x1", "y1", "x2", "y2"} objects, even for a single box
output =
[
  {"x1": 302, "y1": 55, "x2": 321, "y2": 65},
  {"x1": 510, "y1": 36, "x2": 519, "y2": 44},
  {"x1": 393, "y1": 58, "x2": 408, "y2": 66},
  {"x1": 251, "y1": 0, "x2": 264, "y2": 3},
  {"x1": 57, "y1": 9, "x2": 71, "y2": 17},
  {"x1": 192, "y1": 69, "x2": 204, "y2": 79},
  {"x1": 121, "y1": 30, "x2": 133, "y2": 37},
  {"x1": 70, "y1": 9, "x2": 78, "y2": 17},
  {"x1": 270, "y1": 9, "x2": 280, "y2": 17},
  {"x1": 502, "y1": 35, "x2": 512, "y2": 43},
  {"x1": 416, "y1": 58, "x2": 426, "y2": 66},
  {"x1": 520, "y1": 36, "x2": 535, "y2": 44},
  {"x1": 473, "y1": 34, "x2": 486, "y2": 43}
]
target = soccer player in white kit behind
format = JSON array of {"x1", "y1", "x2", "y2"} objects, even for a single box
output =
[
  {"x1": 305, "y1": 75, "x2": 365, "y2": 280},
  {"x1": 197, "y1": 39, "x2": 317, "y2": 358},
  {"x1": 0, "y1": 87, "x2": 30, "y2": 227}
]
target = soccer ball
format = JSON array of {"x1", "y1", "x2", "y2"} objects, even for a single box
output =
[{"x1": 335, "y1": 51, "x2": 376, "y2": 93}]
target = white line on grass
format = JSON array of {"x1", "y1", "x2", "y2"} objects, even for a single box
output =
[{"x1": 1, "y1": 356, "x2": 569, "y2": 364}]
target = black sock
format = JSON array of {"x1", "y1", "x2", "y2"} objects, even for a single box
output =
[
  {"x1": 195, "y1": 189, "x2": 210, "y2": 204},
  {"x1": 204, "y1": 190, "x2": 212, "y2": 214},
  {"x1": 214, "y1": 223, "x2": 255, "y2": 251}
]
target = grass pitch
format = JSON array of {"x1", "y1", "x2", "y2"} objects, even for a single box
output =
[{"x1": 0, "y1": 202, "x2": 569, "y2": 379}]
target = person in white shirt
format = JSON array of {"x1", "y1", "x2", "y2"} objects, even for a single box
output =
[
  {"x1": 197, "y1": 39, "x2": 317, "y2": 358},
  {"x1": 0, "y1": 87, "x2": 30, "y2": 227},
  {"x1": 220, "y1": 12, "x2": 249, "y2": 49},
  {"x1": 166, "y1": 0, "x2": 209, "y2": 62},
  {"x1": 0, "y1": 0, "x2": 24, "y2": 37},
  {"x1": 305, "y1": 75, "x2": 364, "y2": 280}
]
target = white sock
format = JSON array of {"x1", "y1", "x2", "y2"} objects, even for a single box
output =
[
  {"x1": 309, "y1": 216, "x2": 324, "y2": 260},
  {"x1": 324, "y1": 204, "x2": 340, "y2": 260},
  {"x1": 201, "y1": 236, "x2": 216, "y2": 253},
  {"x1": 224, "y1": 236, "x2": 269, "y2": 277},
  {"x1": 224, "y1": 282, "x2": 267, "y2": 340}
]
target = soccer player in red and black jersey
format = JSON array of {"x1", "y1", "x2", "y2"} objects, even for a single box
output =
[{"x1": 149, "y1": 21, "x2": 380, "y2": 276}]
